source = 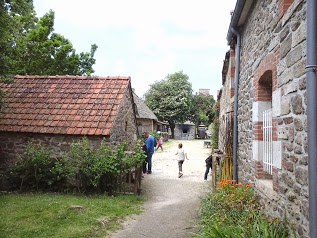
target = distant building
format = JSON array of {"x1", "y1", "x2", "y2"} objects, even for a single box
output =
[
  {"x1": 132, "y1": 91, "x2": 158, "y2": 134},
  {"x1": 174, "y1": 121, "x2": 195, "y2": 140},
  {"x1": 198, "y1": 89, "x2": 210, "y2": 96}
]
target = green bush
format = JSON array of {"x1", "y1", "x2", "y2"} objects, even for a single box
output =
[
  {"x1": 10, "y1": 142, "x2": 53, "y2": 191},
  {"x1": 211, "y1": 120, "x2": 219, "y2": 149},
  {"x1": 196, "y1": 180, "x2": 296, "y2": 238},
  {"x1": 53, "y1": 138, "x2": 145, "y2": 194},
  {"x1": 6, "y1": 138, "x2": 146, "y2": 195}
]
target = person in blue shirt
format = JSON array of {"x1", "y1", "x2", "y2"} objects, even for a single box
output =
[{"x1": 144, "y1": 131, "x2": 155, "y2": 174}]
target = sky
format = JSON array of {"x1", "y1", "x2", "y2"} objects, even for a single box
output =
[{"x1": 33, "y1": 0, "x2": 236, "y2": 98}]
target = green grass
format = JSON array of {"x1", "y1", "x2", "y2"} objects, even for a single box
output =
[{"x1": 0, "y1": 193, "x2": 144, "y2": 238}]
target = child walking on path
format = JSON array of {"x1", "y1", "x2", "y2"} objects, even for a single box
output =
[
  {"x1": 155, "y1": 136, "x2": 164, "y2": 151},
  {"x1": 175, "y1": 143, "x2": 189, "y2": 178}
]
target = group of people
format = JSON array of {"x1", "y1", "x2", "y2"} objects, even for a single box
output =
[{"x1": 141, "y1": 131, "x2": 214, "y2": 180}]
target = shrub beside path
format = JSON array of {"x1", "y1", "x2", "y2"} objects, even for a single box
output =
[{"x1": 109, "y1": 139, "x2": 212, "y2": 238}]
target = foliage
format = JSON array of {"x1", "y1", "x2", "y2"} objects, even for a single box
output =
[
  {"x1": 189, "y1": 93, "x2": 216, "y2": 126},
  {"x1": 0, "y1": 1, "x2": 98, "y2": 108},
  {"x1": 0, "y1": 1, "x2": 97, "y2": 77},
  {"x1": 211, "y1": 120, "x2": 219, "y2": 149},
  {"x1": 11, "y1": 142, "x2": 52, "y2": 191},
  {"x1": 149, "y1": 130, "x2": 160, "y2": 141},
  {"x1": 0, "y1": 193, "x2": 144, "y2": 238},
  {"x1": 196, "y1": 180, "x2": 296, "y2": 238},
  {"x1": 6, "y1": 138, "x2": 146, "y2": 194},
  {"x1": 210, "y1": 101, "x2": 220, "y2": 149},
  {"x1": 144, "y1": 71, "x2": 193, "y2": 138},
  {"x1": 53, "y1": 138, "x2": 145, "y2": 194}
]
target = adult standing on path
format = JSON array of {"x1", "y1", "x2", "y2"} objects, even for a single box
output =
[
  {"x1": 144, "y1": 131, "x2": 155, "y2": 174},
  {"x1": 110, "y1": 139, "x2": 211, "y2": 238}
]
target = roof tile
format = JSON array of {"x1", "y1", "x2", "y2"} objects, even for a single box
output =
[{"x1": 0, "y1": 75, "x2": 131, "y2": 136}]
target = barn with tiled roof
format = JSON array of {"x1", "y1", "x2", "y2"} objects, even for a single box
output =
[{"x1": 0, "y1": 75, "x2": 138, "y2": 161}]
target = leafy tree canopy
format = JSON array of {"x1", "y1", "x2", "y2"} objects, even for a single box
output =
[
  {"x1": 190, "y1": 93, "x2": 216, "y2": 126},
  {"x1": 0, "y1": 0, "x2": 97, "y2": 77},
  {"x1": 144, "y1": 71, "x2": 193, "y2": 137}
]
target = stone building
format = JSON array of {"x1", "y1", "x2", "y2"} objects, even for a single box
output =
[
  {"x1": 174, "y1": 121, "x2": 195, "y2": 140},
  {"x1": 223, "y1": 0, "x2": 310, "y2": 237},
  {"x1": 218, "y1": 50, "x2": 235, "y2": 152},
  {"x1": 132, "y1": 91, "x2": 158, "y2": 134},
  {"x1": 0, "y1": 75, "x2": 138, "y2": 165}
]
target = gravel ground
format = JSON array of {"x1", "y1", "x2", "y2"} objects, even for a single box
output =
[{"x1": 109, "y1": 139, "x2": 212, "y2": 238}]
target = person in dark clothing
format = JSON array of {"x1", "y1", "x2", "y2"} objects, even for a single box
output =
[
  {"x1": 204, "y1": 155, "x2": 212, "y2": 181},
  {"x1": 141, "y1": 142, "x2": 147, "y2": 174},
  {"x1": 144, "y1": 131, "x2": 155, "y2": 174}
]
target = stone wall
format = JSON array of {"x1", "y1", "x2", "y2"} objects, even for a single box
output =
[
  {"x1": 174, "y1": 124, "x2": 195, "y2": 140},
  {"x1": 219, "y1": 49, "x2": 235, "y2": 151},
  {"x1": 136, "y1": 118, "x2": 155, "y2": 135},
  {"x1": 236, "y1": 0, "x2": 308, "y2": 236},
  {"x1": 110, "y1": 86, "x2": 138, "y2": 145},
  {"x1": 0, "y1": 132, "x2": 108, "y2": 166}
]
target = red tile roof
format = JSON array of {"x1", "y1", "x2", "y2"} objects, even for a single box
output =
[{"x1": 0, "y1": 75, "x2": 131, "y2": 136}]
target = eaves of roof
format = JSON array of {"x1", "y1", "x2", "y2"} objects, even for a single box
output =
[{"x1": 226, "y1": 0, "x2": 253, "y2": 45}]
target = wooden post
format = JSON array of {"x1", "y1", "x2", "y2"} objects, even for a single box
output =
[
  {"x1": 211, "y1": 154, "x2": 224, "y2": 191},
  {"x1": 212, "y1": 155, "x2": 216, "y2": 191},
  {"x1": 134, "y1": 168, "x2": 138, "y2": 194}
]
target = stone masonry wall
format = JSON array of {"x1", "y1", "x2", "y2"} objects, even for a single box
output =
[
  {"x1": 110, "y1": 86, "x2": 138, "y2": 147},
  {"x1": 219, "y1": 49, "x2": 235, "y2": 151},
  {"x1": 236, "y1": 0, "x2": 308, "y2": 236},
  {"x1": 0, "y1": 132, "x2": 107, "y2": 166},
  {"x1": 174, "y1": 124, "x2": 195, "y2": 140},
  {"x1": 136, "y1": 118, "x2": 155, "y2": 135}
]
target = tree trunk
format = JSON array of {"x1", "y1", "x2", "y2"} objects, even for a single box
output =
[
  {"x1": 195, "y1": 118, "x2": 199, "y2": 139},
  {"x1": 169, "y1": 121, "x2": 175, "y2": 139}
]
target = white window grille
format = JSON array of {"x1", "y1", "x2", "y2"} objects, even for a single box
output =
[{"x1": 263, "y1": 108, "x2": 273, "y2": 175}]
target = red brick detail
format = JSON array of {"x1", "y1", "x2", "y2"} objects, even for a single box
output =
[
  {"x1": 230, "y1": 87, "x2": 235, "y2": 98},
  {"x1": 230, "y1": 48, "x2": 235, "y2": 57},
  {"x1": 230, "y1": 66, "x2": 235, "y2": 77},
  {"x1": 254, "y1": 119, "x2": 277, "y2": 141},
  {"x1": 255, "y1": 161, "x2": 274, "y2": 180},
  {"x1": 272, "y1": 167, "x2": 279, "y2": 192},
  {"x1": 254, "y1": 121, "x2": 263, "y2": 141},
  {"x1": 255, "y1": 161, "x2": 264, "y2": 179},
  {"x1": 230, "y1": 48, "x2": 235, "y2": 78},
  {"x1": 254, "y1": 47, "x2": 280, "y2": 101},
  {"x1": 279, "y1": 0, "x2": 293, "y2": 19}
]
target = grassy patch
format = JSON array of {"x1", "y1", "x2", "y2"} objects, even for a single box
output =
[{"x1": 0, "y1": 193, "x2": 144, "y2": 238}]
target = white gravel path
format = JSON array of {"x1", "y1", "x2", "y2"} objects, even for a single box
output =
[{"x1": 109, "y1": 139, "x2": 212, "y2": 238}]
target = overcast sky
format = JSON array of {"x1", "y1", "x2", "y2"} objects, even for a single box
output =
[{"x1": 33, "y1": 0, "x2": 236, "y2": 98}]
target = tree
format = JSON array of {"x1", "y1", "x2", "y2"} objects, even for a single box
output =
[
  {"x1": 144, "y1": 71, "x2": 193, "y2": 138},
  {"x1": 0, "y1": 0, "x2": 36, "y2": 76},
  {"x1": 0, "y1": 1, "x2": 97, "y2": 77},
  {"x1": 0, "y1": 0, "x2": 97, "y2": 107},
  {"x1": 189, "y1": 93, "x2": 216, "y2": 131}
]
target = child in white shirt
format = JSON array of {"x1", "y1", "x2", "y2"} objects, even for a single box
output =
[{"x1": 175, "y1": 143, "x2": 189, "y2": 178}]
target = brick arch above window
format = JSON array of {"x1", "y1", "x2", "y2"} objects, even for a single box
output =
[
  {"x1": 253, "y1": 48, "x2": 280, "y2": 100},
  {"x1": 259, "y1": 70, "x2": 272, "y2": 86},
  {"x1": 256, "y1": 70, "x2": 273, "y2": 102}
]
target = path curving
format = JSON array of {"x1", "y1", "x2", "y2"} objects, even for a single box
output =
[{"x1": 109, "y1": 139, "x2": 212, "y2": 238}]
